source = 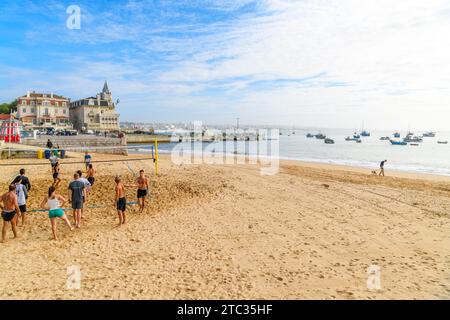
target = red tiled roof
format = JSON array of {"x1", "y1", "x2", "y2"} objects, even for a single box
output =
[
  {"x1": 19, "y1": 93, "x2": 69, "y2": 100},
  {"x1": 0, "y1": 114, "x2": 13, "y2": 120}
]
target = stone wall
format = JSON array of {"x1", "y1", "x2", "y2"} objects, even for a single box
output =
[{"x1": 22, "y1": 135, "x2": 128, "y2": 155}]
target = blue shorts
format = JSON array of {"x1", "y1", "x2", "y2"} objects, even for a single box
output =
[{"x1": 49, "y1": 208, "x2": 64, "y2": 218}]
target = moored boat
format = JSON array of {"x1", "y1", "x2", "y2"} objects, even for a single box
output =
[
  {"x1": 393, "y1": 132, "x2": 400, "y2": 138},
  {"x1": 390, "y1": 139, "x2": 407, "y2": 145},
  {"x1": 437, "y1": 141, "x2": 448, "y2": 144},
  {"x1": 324, "y1": 138, "x2": 335, "y2": 144},
  {"x1": 379, "y1": 136, "x2": 390, "y2": 140},
  {"x1": 423, "y1": 131, "x2": 436, "y2": 137},
  {"x1": 315, "y1": 133, "x2": 326, "y2": 139},
  {"x1": 306, "y1": 133, "x2": 314, "y2": 138}
]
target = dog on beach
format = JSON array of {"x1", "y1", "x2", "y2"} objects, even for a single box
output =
[{"x1": 371, "y1": 170, "x2": 378, "y2": 175}]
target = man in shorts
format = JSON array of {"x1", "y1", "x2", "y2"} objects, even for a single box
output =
[
  {"x1": 115, "y1": 176, "x2": 127, "y2": 225},
  {"x1": 68, "y1": 173, "x2": 86, "y2": 228},
  {"x1": 84, "y1": 152, "x2": 92, "y2": 171},
  {"x1": 12, "y1": 176, "x2": 28, "y2": 226},
  {"x1": 0, "y1": 185, "x2": 20, "y2": 243},
  {"x1": 136, "y1": 170, "x2": 149, "y2": 213}
]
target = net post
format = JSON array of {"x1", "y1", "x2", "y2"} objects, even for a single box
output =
[{"x1": 155, "y1": 138, "x2": 159, "y2": 176}]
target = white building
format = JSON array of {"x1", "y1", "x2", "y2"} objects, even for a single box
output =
[
  {"x1": 69, "y1": 81, "x2": 120, "y2": 132},
  {"x1": 17, "y1": 92, "x2": 71, "y2": 130}
]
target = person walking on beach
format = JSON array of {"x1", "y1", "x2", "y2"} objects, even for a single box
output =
[
  {"x1": 136, "y1": 169, "x2": 149, "y2": 213},
  {"x1": 12, "y1": 176, "x2": 28, "y2": 226},
  {"x1": 86, "y1": 164, "x2": 96, "y2": 187},
  {"x1": 52, "y1": 162, "x2": 61, "y2": 188},
  {"x1": 0, "y1": 185, "x2": 20, "y2": 243},
  {"x1": 68, "y1": 173, "x2": 86, "y2": 228},
  {"x1": 46, "y1": 139, "x2": 53, "y2": 149},
  {"x1": 13, "y1": 168, "x2": 31, "y2": 192},
  {"x1": 40, "y1": 186, "x2": 73, "y2": 240},
  {"x1": 49, "y1": 153, "x2": 59, "y2": 169},
  {"x1": 115, "y1": 176, "x2": 127, "y2": 225},
  {"x1": 84, "y1": 152, "x2": 92, "y2": 170},
  {"x1": 379, "y1": 160, "x2": 387, "y2": 177}
]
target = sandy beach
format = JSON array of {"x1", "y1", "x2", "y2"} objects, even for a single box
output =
[{"x1": 0, "y1": 152, "x2": 449, "y2": 299}]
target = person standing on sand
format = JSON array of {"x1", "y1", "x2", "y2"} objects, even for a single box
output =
[
  {"x1": 13, "y1": 168, "x2": 31, "y2": 192},
  {"x1": 41, "y1": 186, "x2": 73, "y2": 240},
  {"x1": 379, "y1": 160, "x2": 387, "y2": 177},
  {"x1": 0, "y1": 185, "x2": 20, "y2": 243},
  {"x1": 115, "y1": 176, "x2": 127, "y2": 225},
  {"x1": 49, "y1": 153, "x2": 59, "y2": 169},
  {"x1": 46, "y1": 139, "x2": 53, "y2": 149},
  {"x1": 52, "y1": 162, "x2": 62, "y2": 188},
  {"x1": 12, "y1": 176, "x2": 28, "y2": 226},
  {"x1": 84, "y1": 152, "x2": 92, "y2": 171},
  {"x1": 86, "y1": 164, "x2": 96, "y2": 187},
  {"x1": 68, "y1": 173, "x2": 86, "y2": 228},
  {"x1": 136, "y1": 170, "x2": 149, "y2": 213}
]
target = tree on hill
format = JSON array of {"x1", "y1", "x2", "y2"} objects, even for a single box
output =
[{"x1": 0, "y1": 100, "x2": 18, "y2": 114}]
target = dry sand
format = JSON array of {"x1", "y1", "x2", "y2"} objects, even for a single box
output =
[{"x1": 0, "y1": 152, "x2": 449, "y2": 299}]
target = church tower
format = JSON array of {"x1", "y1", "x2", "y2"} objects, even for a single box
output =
[{"x1": 101, "y1": 80, "x2": 112, "y2": 104}]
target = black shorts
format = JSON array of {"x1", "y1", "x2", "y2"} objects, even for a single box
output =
[
  {"x1": 2, "y1": 211, "x2": 16, "y2": 222},
  {"x1": 116, "y1": 197, "x2": 126, "y2": 212},
  {"x1": 72, "y1": 200, "x2": 83, "y2": 210},
  {"x1": 53, "y1": 172, "x2": 59, "y2": 179},
  {"x1": 87, "y1": 176, "x2": 95, "y2": 186},
  {"x1": 19, "y1": 205, "x2": 27, "y2": 213},
  {"x1": 137, "y1": 189, "x2": 148, "y2": 199}
]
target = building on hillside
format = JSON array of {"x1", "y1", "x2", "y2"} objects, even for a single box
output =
[
  {"x1": 16, "y1": 91, "x2": 71, "y2": 130},
  {"x1": 69, "y1": 81, "x2": 120, "y2": 132}
]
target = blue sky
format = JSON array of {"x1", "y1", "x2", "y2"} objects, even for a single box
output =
[{"x1": 1, "y1": 0, "x2": 450, "y2": 129}]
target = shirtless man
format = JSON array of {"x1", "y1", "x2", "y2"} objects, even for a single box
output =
[
  {"x1": 115, "y1": 177, "x2": 127, "y2": 225},
  {"x1": 136, "y1": 170, "x2": 149, "y2": 213},
  {"x1": 0, "y1": 185, "x2": 20, "y2": 243}
]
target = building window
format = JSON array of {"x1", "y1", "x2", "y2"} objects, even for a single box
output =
[
  {"x1": 21, "y1": 100, "x2": 26, "y2": 105},
  {"x1": 63, "y1": 109, "x2": 67, "y2": 114},
  {"x1": 44, "y1": 108, "x2": 49, "y2": 116},
  {"x1": 31, "y1": 108, "x2": 35, "y2": 113},
  {"x1": 22, "y1": 108, "x2": 26, "y2": 113},
  {"x1": 62, "y1": 102, "x2": 67, "y2": 107}
]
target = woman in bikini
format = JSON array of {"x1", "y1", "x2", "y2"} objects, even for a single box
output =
[
  {"x1": 52, "y1": 162, "x2": 61, "y2": 188},
  {"x1": 40, "y1": 186, "x2": 73, "y2": 240}
]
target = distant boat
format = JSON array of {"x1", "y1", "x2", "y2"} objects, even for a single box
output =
[
  {"x1": 410, "y1": 143, "x2": 419, "y2": 146},
  {"x1": 437, "y1": 141, "x2": 448, "y2": 144},
  {"x1": 306, "y1": 133, "x2": 314, "y2": 138},
  {"x1": 360, "y1": 121, "x2": 370, "y2": 136},
  {"x1": 324, "y1": 138, "x2": 335, "y2": 144},
  {"x1": 345, "y1": 136, "x2": 358, "y2": 141},
  {"x1": 379, "y1": 136, "x2": 390, "y2": 140},
  {"x1": 353, "y1": 132, "x2": 360, "y2": 139},
  {"x1": 403, "y1": 136, "x2": 423, "y2": 143},
  {"x1": 423, "y1": 131, "x2": 436, "y2": 137},
  {"x1": 393, "y1": 132, "x2": 401, "y2": 138},
  {"x1": 356, "y1": 139, "x2": 362, "y2": 143},
  {"x1": 390, "y1": 139, "x2": 407, "y2": 145},
  {"x1": 315, "y1": 133, "x2": 326, "y2": 139}
]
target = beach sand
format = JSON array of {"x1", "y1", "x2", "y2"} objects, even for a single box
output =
[{"x1": 0, "y1": 152, "x2": 449, "y2": 299}]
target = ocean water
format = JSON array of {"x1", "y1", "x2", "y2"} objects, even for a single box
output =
[{"x1": 130, "y1": 128, "x2": 450, "y2": 176}]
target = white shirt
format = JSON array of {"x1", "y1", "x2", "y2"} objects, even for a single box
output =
[
  {"x1": 47, "y1": 198, "x2": 60, "y2": 210},
  {"x1": 15, "y1": 184, "x2": 27, "y2": 206}
]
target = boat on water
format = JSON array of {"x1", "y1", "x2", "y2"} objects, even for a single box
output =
[
  {"x1": 393, "y1": 132, "x2": 401, "y2": 138},
  {"x1": 403, "y1": 136, "x2": 423, "y2": 143},
  {"x1": 353, "y1": 132, "x2": 360, "y2": 139},
  {"x1": 345, "y1": 136, "x2": 358, "y2": 141},
  {"x1": 315, "y1": 133, "x2": 326, "y2": 139},
  {"x1": 437, "y1": 141, "x2": 448, "y2": 144},
  {"x1": 379, "y1": 136, "x2": 390, "y2": 140},
  {"x1": 360, "y1": 131, "x2": 370, "y2": 137},
  {"x1": 306, "y1": 133, "x2": 314, "y2": 138},
  {"x1": 324, "y1": 138, "x2": 335, "y2": 144},
  {"x1": 410, "y1": 143, "x2": 419, "y2": 146},
  {"x1": 390, "y1": 139, "x2": 407, "y2": 145},
  {"x1": 356, "y1": 139, "x2": 362, "y2": 143},
  {"x1": 423, "y1": 131, "x2": 436, "y2": 137}
]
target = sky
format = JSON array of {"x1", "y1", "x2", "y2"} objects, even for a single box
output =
[{"x1": 1, "y1": 0, "x2": 450, "y2": 130}]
